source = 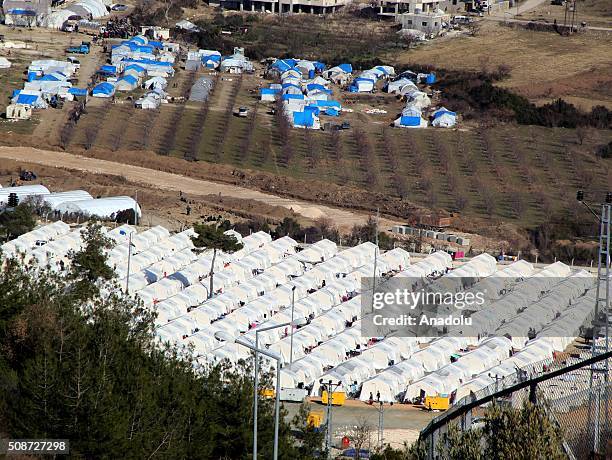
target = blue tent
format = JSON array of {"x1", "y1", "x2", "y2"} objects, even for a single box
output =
[
  {"x1": 272, "y1": 59, "x2": 298, "y2": 73},
  {"x1": 131, "y1": 36, "x2": 147, "y2": 45},
  {"x1": 39, "y1": 74, "x2": 61, "y2": 81},
  {"x1": 338, "y1": 63, "x2": 353, "y2": 73},
  {"x1": 123, "y1": 59, "x2": 173, "y2": 68},
  {"x1": 7, "y1": 8, "x2": 36, "y2": 14},
  {"x1": 313, "y1": 100, "x2": 341, "y2": 109},
  {"x1": 400, "y1": 115, "x2": 421, "y2": 126},
  {"x1": 27, "y1": 71, "x2": 37, "y2": 82},
  {"x1": 100, "y1": 65, "x2": 117, "y2": 75},
  {"x1": 124, "y1": 64, "x2": 146, "y2": 74},
  {"x1": 281, "y1": 94, "x2": 305, "y2": 101},
  {"x1": 325, "y1": 108, "x2": 340, "y2": 116},
  {"x1": 260, "y1": 88, "x2": 281, "y2": 96},
  {"x1": 433, "y1": 108, "x2": 456, "y2": 120},
  {"x1": 16, "y1": 94, "x2": 40, "y2": 105},
  {"x1": 282, "y1": 82, "x2": 301, "y2": 90},
  {"x1": 11, "y1": 89, "x2": 21, "y2": 98},
  {"x1": 148, "y1": 40, "x2": 163, "y2": 49},
  {"x1": 119, "y1": 75, "x2": 138, "y2": 85},
  {"x1": 68, "y1": 88, "x2": 88, "y2": 96},
  {"x1": 304, "y1": 106, "x2": 320, "y2": 116},
  {"x1": 313, "y1": 61, "x2": 326, "y2": 72},
  {"x1": 293, "y1": 111, "x2": 314, "y2": 128},
  {"x1": 426, "y1": 72, "x2": 436, "y2": 84},
  {"x1": 375, "y1": 66, "x2": 390, "y2": 76},
  {"x1": 92, "y1": 82, "x2": 115, "y2": 97},
  {"x1": 306, "y1": 84, "x2": 331, "y2": 94}
]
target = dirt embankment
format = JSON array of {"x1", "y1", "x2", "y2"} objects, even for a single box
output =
[
  {"x1": 0, "y1": 146, "x2": 408, "y2": 231},
  {"x1": 0, "y1": 141, "x2": 431, "y2": 223}
]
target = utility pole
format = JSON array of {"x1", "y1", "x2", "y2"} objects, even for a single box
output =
[
  {"x1": 578, "y1": 191, "x2": 611, "y2": 457},
  {"x1": 376, "y1": 401, "x2": 392, "y2": 448},
  {"x1": 289, "y1": 285, "x2": 296, "y2": 365},
  {"x1": 125, "y1": 231, "x2": 133, "y2": 294},
  {"x1": 322, "y1": 380, "x2": 342, "y2": 458},
  {"x1": 371, "y1": 208, "x2": 380, "y2": 313}
]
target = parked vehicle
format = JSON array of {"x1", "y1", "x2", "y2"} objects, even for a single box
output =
[
  {"x1": 66, "y1": 42, "x2": 90, "y2": 54},
  {"x1": 67, "y1": 56, "x2": 81, "y2": 69}
]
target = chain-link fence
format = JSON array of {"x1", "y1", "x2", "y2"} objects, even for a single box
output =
[{"x1": 420, "y1": 351, "x2": 611, "y2": 459}]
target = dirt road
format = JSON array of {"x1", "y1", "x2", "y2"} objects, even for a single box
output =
[{"x1": 0, "y1": 146, "x2": 400, "y2": 230}]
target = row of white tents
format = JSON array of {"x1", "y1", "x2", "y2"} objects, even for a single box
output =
[{"x1": 2, "y1": 221, "x2": 598, "y2": 407}]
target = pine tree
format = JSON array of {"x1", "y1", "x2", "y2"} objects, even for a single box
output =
[
  {"x1": 0, "y1": 203, "x2": 36, "y2": 241},
  {"x1": 7, "y1": 192, "x2": 19, "y2": 208},
  {"x1": 191, "y1": 222, "x2": 243, "y2": 299}
]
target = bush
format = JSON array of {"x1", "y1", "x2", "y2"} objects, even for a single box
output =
[{"x1": 596, "y1": 141, "x2": 612, "y2": 159}]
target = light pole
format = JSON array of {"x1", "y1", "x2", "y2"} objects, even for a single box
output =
[
  {"x1": 252, "y1": 321, "x2": 291, "y2": 460},
  {"x1": 320, "y1": 379, "x2": 343, "y2": 458},
  {"x1": 289, "y1": 286, "x2": 296, "y2": 365},
  {"x1": 125, "y1": 231, "x2": 133, "y2": 294},
  {"x1": 215, "y1": 330, "x2": 283, "y2": 460}
]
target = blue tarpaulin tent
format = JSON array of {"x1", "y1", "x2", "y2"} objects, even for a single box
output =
[
  {"x1": 282, "y1": 82, "x2": 301, "y2": 89},
  {"x1": 325, "y1": 108, "x2": 340, "y2": 116},
  {"x1": 27, "y1": 71, "x2": 37, "y2": 82},
  {"x1": 338, "y1": 63, "x2": 353, "y2": 73},
  {"x1": 426, "y1": 72, "x2": 436, "y2": 84},
  {"x1": 272, "y1": 59, "x2": 298, "y2": 73},
  {"x1": 281, "y1": 93, "x2": 305, "y2": 101},
  {"x1": 306, "y1": 84, "x2": 332, "y2": 94},
  {"x1": 39, "y1": 74, "x2": 61, "y2": 81},
  {"x1": 123, "y1": 59, "x2": 173, "y2": 68},
  {"x1": 124, "y1": 64, "x2": 146, "y2": 74},
  {"x1": 261, "y1": 88, "x2": 281, "y2": 95},
  {"x1": 92, "y1": 82, "x2": 115, "y2": 97},
  {"x1": 16, "y1": 94, "x2": 40, "y2": 105},
  {"x1": 293, "y1": 111, "x2": 314, "y2": 128},
  {"x1": 100, "y1": 65, "x2": 117, "y2": 75},
  {"x1": 313, "y1": 100, "x2": 341, "y2": 109},
  {"x1": 68, "y1": 88, "x2": 88, "y2": 96},
  {"x1": 313, "y1": 61, "x2": 326, "y2": 72}
]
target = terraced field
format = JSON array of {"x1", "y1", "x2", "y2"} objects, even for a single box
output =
[{"x1": 54, "y1": 67, "x2": 611, "y2": 228}]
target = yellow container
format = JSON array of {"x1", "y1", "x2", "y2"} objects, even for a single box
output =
[
  {"x1": 260, "y1": 388, "x2": 275, "y2": 399},
  {"x1": 321, "y1": 391, "x2": 346, "y2": 406},
  {"x1": 307, "y1": 411, "x2": 324, "y2": 428},
  {"x1": 425, "y1": 395, "x2": 450, "y2": 411}
]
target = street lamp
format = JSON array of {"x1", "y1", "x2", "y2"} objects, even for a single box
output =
[
  {"x1": 215, "y1": 316, "x2": 307, "y2": 460},
  {"x1": 215, "y1": 330, "x2": 283, "y2": 460},
  {"x1": 289, "y1": 286, "x2": 297, "y2": 365},
  {"x1": 319, "y1": 379, "x2": 343, "y2": 458}
]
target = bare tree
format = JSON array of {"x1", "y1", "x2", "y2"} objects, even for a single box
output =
[
  {"x1": 575, "y1": 126, "x2": 587, "y2": 145},
  {"x1": 351, "y1": 417, "x2": 373, "y2": 459}
]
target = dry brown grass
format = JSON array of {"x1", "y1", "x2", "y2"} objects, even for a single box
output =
[{"x1": 390, "y1": 21, "x2": 612, "y2": 109}]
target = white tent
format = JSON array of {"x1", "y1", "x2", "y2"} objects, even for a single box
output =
[
  {"x1": 0, "y1": 57, "x2": 12, "y2": 69},
  {"x1": 0, "y1": 184, "x2": 50, "y2": 206},
  {"x1": 56, "y1": 196, "x2": 141, "y2": 219},
  {"x1": 43, "y1": 190, "x2": 93, "y2": 209}
]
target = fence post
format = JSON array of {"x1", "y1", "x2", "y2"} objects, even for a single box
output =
[{"x1": 529, "y1": 382, "x2": 537, "y2": 404}]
